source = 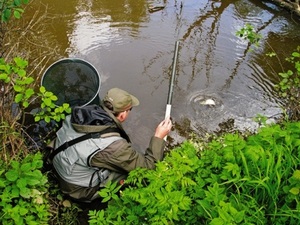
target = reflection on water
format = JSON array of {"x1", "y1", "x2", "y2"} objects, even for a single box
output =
[
  {"x1": 23, "y1": 0, "x2": 300, "y2": 148},
  {"x1": 66, "y1": 0, "x2": 148, "y2": 55}
]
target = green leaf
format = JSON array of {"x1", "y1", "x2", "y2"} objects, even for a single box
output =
[
  {"x1": 17, "y1": 69, "x2": 26, "y2": 77},
  {"x1": 289, "y1": 187, "x2": 299, "y2": 195},
  {"x1": 11, "y1": 185, "x2": 20, "y2": 198},
  {"x1": 44, "y1": 98, "x2": 52, "y2": 106},
  {"x1": 14, "y1": 0, "x2": 22, "y2": 6},
  {"x1": 99, "y1": 190, "x2": 109, "y2": 198},
  {"x1": 19, "y1": 207, "x2": 28, "y2": 216},
  {"x1": 23, "y1": 101, "x2": 29, "y2": 108},
  {"x1": 45, "y1": 116, "x2": 51, "y2": 123},
  {"x1": 0, "y1": 178, "x2": 7, "y2": 187},
  {"x1": 0, "y1": 73, "x2": 8, "y2": 80},
  {"x1": 14, "y1": 85, "x2": 23, "y2": 92},
  {"x1": 24, "y1": 77, "x2": 34, "y2": 84},
  {"x1": 50, "y1": 95, "x2": 58, "y2": 101},
  {"x1": 44, "y1": 91, "x2": 53, "y2": 97},
  {"x1": 14, "y1": 57, "x2": 28, "y2": 68},
  {"x1": 15, "y1": 93, "x2": 23, "y2": 103},
  {"x1": 3, "y1": 9, "x2": 12, "y2": 22},
  {"x1": 5, "y1": 170, "x2": 19, "y2": 182},
  {"x1": 34, "y1": 116, "x2": 41, "y2": 122},
  {"x1": 292, "y1": 170, "x2": 300, "y2": 180},
  {"x1": 20, "y1": 187, "x2": 31, "y2": 198},
  {"x1": 5, "y1": 76, "x2": 11, "y2": 83},
  {"x1": 17, "y1": 178, "x2": 27, "y2": 188},
  {"x1": 25, "y1": 88, "x2": 34, "y2": 98},
  {"x1": 102, "y1": 196, "x2": 111, "y2": 203},
  {"x1": 20, "y1": 162, "x2": 32, "y2": 172},
  {"x1": 13, "y1": 10, "x2": 21, "y2": 19},
  {"x1": 210, "y1": 218, "x2": 224, "y2": 225},
  {"x1": 234, "y1": 211, "x2": 245, "y2": 223},
  {"x1": 27, "y1": 178, "x2": 41, "y2": 186},
  {"x1": 39, "y1": 86, "x2": 46, "y2": 93}
]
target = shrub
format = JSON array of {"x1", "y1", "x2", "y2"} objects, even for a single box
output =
[
  {"x1": 0, "y1": 152, "x2": 50, "y2": 225},
  {"x1": 89, "y1": 121, "x2": 300, "y2": 225}
]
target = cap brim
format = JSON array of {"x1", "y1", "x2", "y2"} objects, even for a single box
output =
[{"x1": 130, "y1": 94, "x2": 140, "y2": 107}]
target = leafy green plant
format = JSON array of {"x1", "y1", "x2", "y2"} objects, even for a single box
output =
[
  {"x1": 98, "y1": 181, "x2": 123, "y2": 203},
  {"x1": 0, "y1": 152, "x2": 50, "y2": 224},
  {"x1": 0, "y1": 0, "x2": 30, "y2": 22},
  {"x1": 34, "y1": 86, "x2": 71, "y2": 123},
  {"x1": 0, "y1": 57, "x2": 71, "y2": 125},
  {"x1": 237, "y1": 23, "x2": 300, "y2": 121},
  {"x1": 274, "y1": 46, "x2": 300, "y2": 120},
  {"x1": 236, "y1": 23, "x2": 262, "y2": 49},
  {"x1": 89, "y1": 122, "x2": 300, "y2": 225},
  {"x1": 2, "y1": 57, "x2": 35, "y2": 109}
]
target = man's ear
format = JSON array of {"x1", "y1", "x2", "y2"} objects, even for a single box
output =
[{"x1": 117, "y1": 111, "x2": 126, "y2": 122}]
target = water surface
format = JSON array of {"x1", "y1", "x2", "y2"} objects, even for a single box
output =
[{"x1": 23, "y1": 0, "x2": 300, "y2": 149}]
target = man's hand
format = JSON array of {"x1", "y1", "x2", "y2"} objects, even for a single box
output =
[{"x1": 154, "y1": 117, "x2": 172, "y2": 139}]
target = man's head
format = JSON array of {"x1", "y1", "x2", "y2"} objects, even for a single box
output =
[{"x1": 103, "y1": 88, "x2": 139, "y2": 122}]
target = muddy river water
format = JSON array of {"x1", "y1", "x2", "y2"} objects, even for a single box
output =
[{"x1": 23, "y1": 0, "x2": 300, "y2": 150}]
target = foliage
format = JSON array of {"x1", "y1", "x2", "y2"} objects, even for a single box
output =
[
  {"x1": 34, "y1": 86, "x2": 71, "y2": 123},
  {"x1": 236, "y1": 23, "x2": 262, "y2": 49},
  {"x1": 0, "y1": 57, "x2": 34, "y2": 110},
  {"x1": 0, "y1": 57, "x2": 71, "y2": 125},
  {"x1": 98, "y1": 181, "x2": 123, "y2": 203},
  {"x1": 237, "y1": 23, "x2": 300, "y2": 121},
  {"x1": 0, "y1": 0, "x2": 30, "y2": 22},
  {"x1": 89, "y1": 122, "x2": 300, "y2": 225},
  {"x1": 0, "y1": 2, "x2": 73, "y2": 224},
  {"x1": 274, "y1": 46, "x2": 300, "y2": 120},
  {"x1": 0, "y1": 56, "x2": 71, "y2": 224},
  {"x1": 0, "y1": 152, "x2": 50, "y2": 224}
]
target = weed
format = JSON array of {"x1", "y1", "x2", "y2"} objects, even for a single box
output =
[{"x1": 89, "y1": 122, "x2": 300, "y2": 224}]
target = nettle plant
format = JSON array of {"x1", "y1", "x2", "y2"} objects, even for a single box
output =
[{"x1": 89, "y1": 122, "x2": 300, "y2": 225}]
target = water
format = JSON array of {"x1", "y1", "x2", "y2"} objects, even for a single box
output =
[{"x1": 20, "y1": 0, "x2": 300, "y2": 149}]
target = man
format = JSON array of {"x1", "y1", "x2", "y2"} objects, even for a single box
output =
[{"x1": 52, "y1": 87, "x2": 172, "y2": 203}]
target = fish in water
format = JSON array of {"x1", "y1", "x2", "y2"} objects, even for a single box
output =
[{"x1": 200, "y1": 99, "x2": 216, "y2": 106}]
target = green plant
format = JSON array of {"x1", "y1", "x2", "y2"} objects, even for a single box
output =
[
  {"x1": 89, "y1": 122, "x2": 300, "y2": 225},
  {"x1": 0, "y1": 57, "x2": 71, "y2": 126},
  {"x1": 1, "y1": 57, "x2": 35, "y2": 110},
  {"x1": 34, "y1": 86, "x2": 71, "y2": 123},
  {"x1": 237, "y1": 23, "x2": 300, "y2": 121},
  {"x1": 98, "y1": 181, "x2": 123, "y2": 203},
  {"x1": 253, "y1": 114, "x2": 268, "y2": 126},
  {"x1": 236, "y1": 23, "x2": 262, "y2": 49},
  {"x1": 0, "y1": 0, "x2": 30, "y2": 22},
  {"x1": 0, "y1": 152, "x2": 50, "y2": 224},
  {"x1": 274, "y1": 46, "x2": 300, "y2": 120}
]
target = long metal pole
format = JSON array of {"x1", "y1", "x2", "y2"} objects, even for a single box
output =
[
  {"x1": 165, "y1": 40, "x2": 180, "y2": 120},
  {"x1": 164, "y1": 41, "x2": 180, "y2": 140}
]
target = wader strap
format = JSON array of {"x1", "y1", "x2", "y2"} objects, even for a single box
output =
[{"x1": 49, "y1": 127, "x2": 120, "y2": 160}]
